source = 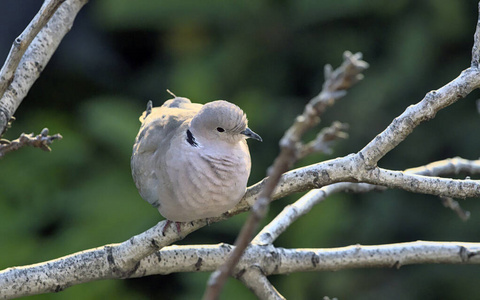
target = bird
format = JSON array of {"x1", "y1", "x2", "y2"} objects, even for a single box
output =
[{"x1": 131, "y1": 95, "x2": 262, "y2": 233}]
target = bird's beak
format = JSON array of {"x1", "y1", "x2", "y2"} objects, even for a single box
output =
[{"x1": 241, "y1": 128, "x2": 262, "y2": 142}]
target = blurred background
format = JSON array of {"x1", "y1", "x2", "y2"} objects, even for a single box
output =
[{"x1": 1, "y1": 0, "x2": 480, "y2": 299}]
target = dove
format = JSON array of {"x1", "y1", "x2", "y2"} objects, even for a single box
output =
[{"x1": 131, "y1": 96, "x2": 262, "y2": 233}]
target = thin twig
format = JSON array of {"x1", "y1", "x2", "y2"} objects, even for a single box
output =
[
  {"x1": 282, "y1": 51, "x2": 369, "y2": 145},
  {"x1": 297, "y1": 121, "x2": 349, "y2": 159},
  {"x1": 203, "y1": 51, "x2": 369, "y2": 300},
  {"x1": 0, "y1": 128, "x2": 62, "y2": 158},
  {"x1": 441, "y1": 196, "x2": 471, "y2": 221}
]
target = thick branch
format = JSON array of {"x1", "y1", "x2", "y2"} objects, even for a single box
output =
[
  {"x1": 3, "y1": 241, "x2": 480, "y2": 298},
  {"x1": 244, "y1": 156, "x2": 480, "y2": 205},
  {"x1": 136, "y1": 241, "x2": 480, "y2": 275},
  {"x1": 0, "y1": 0, "x2": 65, "y2": 99},
  {"x1": 0, "y1": 0, "x2": 89, "y2": 135}
]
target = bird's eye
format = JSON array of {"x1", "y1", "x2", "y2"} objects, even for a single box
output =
[{"x1": 216, "y1": 127, "x2": 225, "y2": 132}]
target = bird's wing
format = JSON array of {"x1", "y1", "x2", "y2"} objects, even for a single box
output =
[{"x1": 131, "y1": 98, "x2": 202, "y2": 206}]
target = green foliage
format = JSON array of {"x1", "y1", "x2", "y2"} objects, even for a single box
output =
[{"x1": 1, "y1": 0, "x2": 480, "y2": 299}]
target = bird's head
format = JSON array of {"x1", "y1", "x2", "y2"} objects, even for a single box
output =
[{"x1": 190, "y1": 100, "x2": 262, "y2": 145}]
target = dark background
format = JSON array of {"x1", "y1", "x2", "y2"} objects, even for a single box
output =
[{"x1": 1, "y1": 1, "x2": 479, "y2": 299}]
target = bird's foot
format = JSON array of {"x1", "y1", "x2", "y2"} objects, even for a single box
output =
[{"x1": 162, "y1": 220, "x2": 182, "y2": 236}]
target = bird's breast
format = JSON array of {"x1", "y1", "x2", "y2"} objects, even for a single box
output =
[{"x1": 160, "y1": 143, "x2": 251, "y2": 222}]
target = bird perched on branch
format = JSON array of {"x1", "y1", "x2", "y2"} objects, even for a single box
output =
[{"x1": 131, "y1": 95, "x2": 262, "y2": 233}]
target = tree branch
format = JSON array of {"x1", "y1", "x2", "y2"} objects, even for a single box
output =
[
  {"x1": 252, "y1": 183, "x2": 380, "y2": 246},
  {"x1": 0, "y1": 0, "x2": 89, "y2": 135},
  {"x1": 405, "y1": 157, "x2": 480, "y2": 221},
  {"x1": 133, "y1": 241, "x2": 480, "y2": 275},
  {"x1": 405, "y1": 157, "x2": 480, "y2": 176},
  {"x1": 441, "y1": 196, "x2": 471, "y2": 221},
  {"x1": 238, "y1": 266, "x2": 285, "y2": 300}
]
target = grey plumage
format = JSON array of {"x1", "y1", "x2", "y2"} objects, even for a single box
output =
[{"x1": 131, "y1": 97, "x2": 261, "y2": 223}]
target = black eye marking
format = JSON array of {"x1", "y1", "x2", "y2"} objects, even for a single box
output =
[{"x1": 216, "y1": 127, "x2": 225, "y2": 132}]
